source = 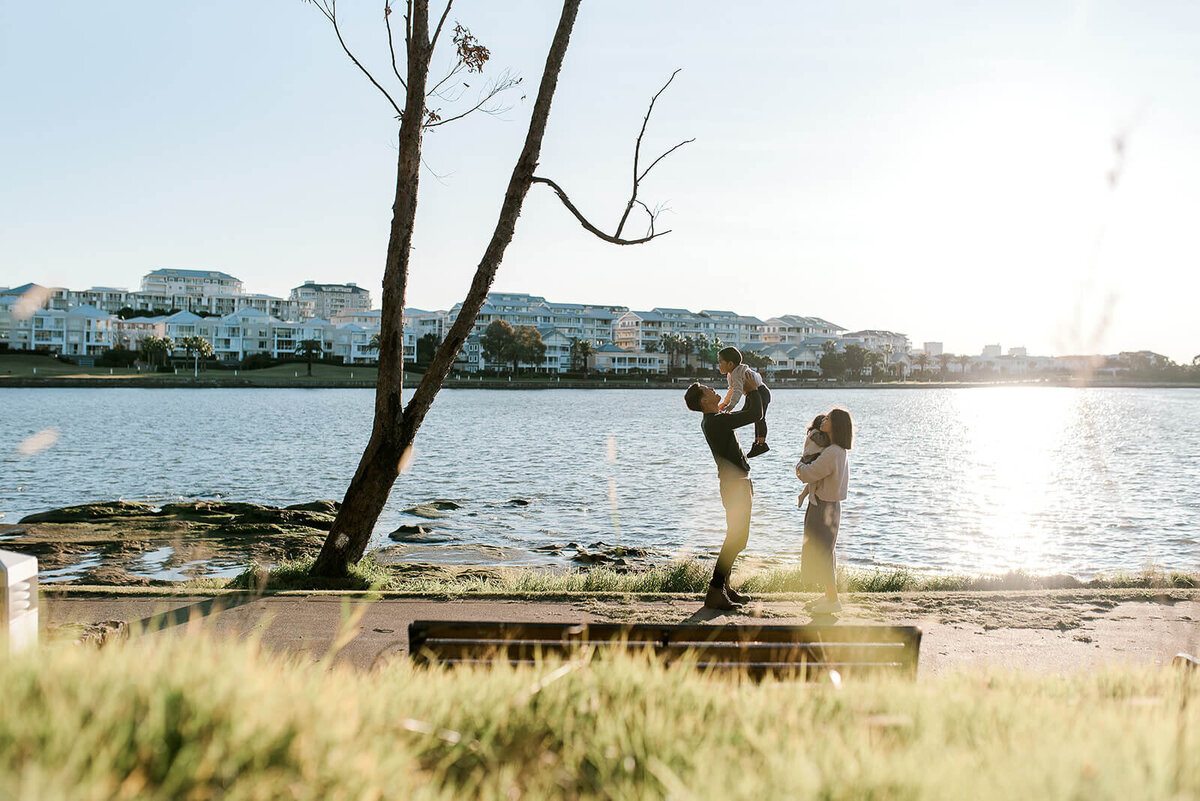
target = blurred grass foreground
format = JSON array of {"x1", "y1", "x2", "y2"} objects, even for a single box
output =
[{"x1": 2, "y1": 634, "x2": 1197, "y2": 800}]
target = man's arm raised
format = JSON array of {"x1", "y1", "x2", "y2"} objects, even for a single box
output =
[{"x1": 710, "y1": 388, "x2": 762, "y2": 431}]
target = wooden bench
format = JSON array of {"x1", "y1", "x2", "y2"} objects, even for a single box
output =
[{"x1": 409, "y1": 620, "x2": 922, "y2": 680}]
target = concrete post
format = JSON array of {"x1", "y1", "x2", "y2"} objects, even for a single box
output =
[{"x1": 1, "y1": 550, "x2": 38, "y2": 654}]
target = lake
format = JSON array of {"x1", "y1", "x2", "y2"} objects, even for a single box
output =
[{"x1": 2, "y1": 386, "x2": 1198, "y2": 580}]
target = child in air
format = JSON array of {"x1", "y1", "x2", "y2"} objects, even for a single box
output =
[
  {"x1": 716, "y1": 346, "x2": 772, "y2": 458},
  {"x1": 796, "y1": 413, "x2": 830, "y2": 507}
]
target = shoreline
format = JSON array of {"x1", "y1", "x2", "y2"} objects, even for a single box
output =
[{"x1": 3, "y1": 376, "x2": 1199, "y2": 389}]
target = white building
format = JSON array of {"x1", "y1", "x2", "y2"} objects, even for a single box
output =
[
  {"x1": 589, "y1": 343, "x2": 668, "y2": 374},
  {"x1": 449, "y1": 292, "x2": 623, "y2": 372},
  {"x1": 2, "y1": 304, "x2": 115, "y2": 356},
  {"x1": 141, "y1": 268, "x2": 244, "y2": 298},
  {"x1": 290, "y1": 281, "x2": 372, "y2": 320},
  {"x1": 761, "y1": 315, "x2": 845, "y2": 346}
]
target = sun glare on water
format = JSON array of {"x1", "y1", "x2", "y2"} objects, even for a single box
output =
[{"x1": 947, "y1": 387, "x2": 1078, "y2": 574}]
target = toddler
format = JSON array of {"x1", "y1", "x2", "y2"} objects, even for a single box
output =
[
  {"x1": 716, "y1": 346, "x2": 772, "y2": 458},
  {"x1": 797, "y1": 413, "x2": 830, "y2": 507}
]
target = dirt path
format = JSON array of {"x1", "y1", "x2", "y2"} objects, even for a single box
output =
[{"x1": 41, "y1": 589, "x2": 1200, "y2": 676}]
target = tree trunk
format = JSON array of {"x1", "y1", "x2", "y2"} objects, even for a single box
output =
[
  {"x1": 311, "y1": 0, "x2": 582, "y2": 577},
  {"x1": 310, "y1": 0, "x2": 432, "y2": 577}
]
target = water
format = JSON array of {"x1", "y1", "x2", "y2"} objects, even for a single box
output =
[{"x1": 2, "y1": 387, "x2": 1198, "y2": 578}]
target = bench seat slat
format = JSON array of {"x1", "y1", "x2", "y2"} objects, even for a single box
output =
[{"x1": 409, "y1": 620, "x2": 921, "y2": 681}]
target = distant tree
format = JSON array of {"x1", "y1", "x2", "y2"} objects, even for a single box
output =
[
  {"x1": 295, "y1": 338, "x2": 323, "y2": 376},
  {"x1": 863, "y1": 350, "x2": 884, "y2": 382},
  {"x1": 742, "y1": 350, "x2": 773, "y2": 370},
  {"x1": 139, "y1": 335, "x2": 173, "y2": 368},
  {"x1": 936, "y1": 353, "x2": 953, "y2": 379},
  {"x1": 512, "y1": 325, "x2": 546, "y2": 373},
  {"x1": 842, "y1": 343, "x2": 867, "y2": 380},
  {"x1": 644, "y1": 340, "x2": 659, "y2": 354},
  {"x1": 819, "y1": 341, "x2": 844, "y2": 379},
  {"x1": 367, "y1": 333, "x2": 381, "y2": 355},
  {"x1": 569, "y1": 337, "x2": 594, "y2": 374},
  {"x1": 178, "y1": 335, "x2": 213, "y2": 375},
  {"x1": 116, "y1": 307, "x2": 138, "y2": 320},
  {"x1": 914, "y1": 352, "x2": 931, "y2": 380},
  {"x1": 416, "y1": 333, "x2": 439, "y2": 365},
  {"x1": 97, "y1": 345, "x2": 138, "y2": 368},
  {"x1": 1193, "y1": 354, "x2": 1200, "y2": 367},
  {"x1": 955, "y1": 354, "x2": 971, "y2": 377},
  {"x1": 480, "y1": 320, "x2": 518, "y2": 371},
  {"x1": 658, "y1": 331, "x2": 682, "y2": 373}
]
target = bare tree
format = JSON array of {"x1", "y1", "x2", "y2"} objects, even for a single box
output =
[{"x1": 306, "y1": 0, "x2": 692, "y2": 577}]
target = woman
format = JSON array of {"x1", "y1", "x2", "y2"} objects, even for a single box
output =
[{"x1": 794, "y1": 407, "x2": 852, "y2": 615}]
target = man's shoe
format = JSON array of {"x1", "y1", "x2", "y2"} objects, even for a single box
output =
[
  {"x1": 747, "y1": 442, "x2": 770, "y2": 458},
  {"x1": 808, "y1": 599, "x2": 842, "y2": 615},
  {"x1": 726, "y1": 585, "x2": 752, "y2": 604},
  {"x1": 704, "y1": 585, "x2": 741, "y2": 611}
]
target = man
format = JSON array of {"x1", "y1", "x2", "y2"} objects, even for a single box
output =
[{"x1": 683, "y1": 381, "x2": 763, "y2": 610}]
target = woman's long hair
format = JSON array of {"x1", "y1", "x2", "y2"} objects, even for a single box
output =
[{"x1": 828, "y1": 407, "x2": 853, "y2": 449}]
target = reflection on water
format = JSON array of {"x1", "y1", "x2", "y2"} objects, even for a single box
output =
[{"x1": 1, "y1": 386, "x2": 1198, "y2": 578}]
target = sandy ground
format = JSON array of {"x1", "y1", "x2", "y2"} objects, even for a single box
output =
[{"x1": 39, "y1": 588, "x2": 1200, "y2": 677}]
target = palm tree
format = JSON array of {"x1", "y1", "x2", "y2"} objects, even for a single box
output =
[
  {"x1": 936, "y1": 353, "x2": 953, "y2": 380},
  {"x1": 658, "y1": 331, "x2": 681, "y2": 373},
  {"x1": 955, "y1": 354, "x2": 971, "y2": 378},
  {"x1": 569, "y1": 337, "x2": 594, "y2": 374},
  {"x1": 914, "y1": 352, "x2": 930, "y2": 380},
  {"x1": 178, "y1": 335, "x2": 213, "y2": 377},
  {"x1": 295, "y1": 339, "x2": 323, "y2": 377},
  {"x1": 864, "y1": 350, "x2": 884, "y2": 382}
]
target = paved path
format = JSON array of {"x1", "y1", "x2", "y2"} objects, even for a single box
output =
[{"x1": 40, "y1": 590, "x2": 1200, "y2": 676}]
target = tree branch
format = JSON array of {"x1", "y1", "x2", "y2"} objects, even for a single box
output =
[
  {"x1": 384, "y1": 2, "x2": 407, "y2": 89},
  {"x1": 530, "y1": 176, "x2": 666, "y2": 245},
  {"x1": 428, "y1": 1, "x2": 453, "y2": 57},
  {"x1": 308, "y1": 0, "x2": 404, "y2": 118},
  {"x1": 615, "y1": 69, "x2": 688, "y2": 238},
  {"x1": 425, "y1": 70, "x2": 521, "y2": 128},
  {"x1": 530, "y1": 69, "x2": 689, "y2": 245}
]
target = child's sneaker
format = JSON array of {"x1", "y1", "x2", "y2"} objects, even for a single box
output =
[{"x1": 747, "y1": 442, "x2": 770, "y2": 458}]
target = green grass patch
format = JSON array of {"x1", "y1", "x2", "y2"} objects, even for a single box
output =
[
  {"x1": 214, "y1": 558, "x2": 1200, "y2": 597},
  {"x1": 2, "y1": 634, "x2": 1197, "y2": 799}
]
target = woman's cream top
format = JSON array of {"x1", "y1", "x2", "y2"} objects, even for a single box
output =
[{"x1": 794, "y1": 444, "x2": 848, "y2": 502}]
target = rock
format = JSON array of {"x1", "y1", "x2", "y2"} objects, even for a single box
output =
[
  {"x1": 286, "y1": 500, "x2": 341, "y2": 515},
  {"x1": 404, "y1": 500, "x2": 464, "y2": 518},
  {"x1": 507, "y1": 499, "x2": 531, "y2": 507},
  {"x1": 388, "y1": 525, "x2": 452, "y2": 543},
  {"x1": 20, "y1": 501, "x2": 160, "y2": 524}
]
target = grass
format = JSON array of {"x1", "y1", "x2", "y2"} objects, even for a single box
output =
[
  {"x1": 210, "y1": 557, "x2": 1199, "y2": 597},
  {"x1": 2, "y1": 632, "x2": 1197, "y2": 800}
]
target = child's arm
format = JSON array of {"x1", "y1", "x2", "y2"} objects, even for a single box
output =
[{"x1": 720, "y1": 369, "x2": 744, "y2": 411}]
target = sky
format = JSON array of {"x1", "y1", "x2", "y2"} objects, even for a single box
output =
[{"x1": 2, "y1": 1, "x2": 1198, "y2": 362}]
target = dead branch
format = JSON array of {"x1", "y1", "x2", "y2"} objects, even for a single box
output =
[
  {"x1": 615, "y1": 69, "x2": 693, "y2": 238},
  {"x1": 429, "y1": 1, "x2": 453, "y2": 56},
  {"x1": 530, "y1": 176, "x2": 665, "y2": 245},
  {"x1": 426, "y1": 70, "x2": 521, "y2": 128},
  {"x1": 383, "y1": 2, "x2": 407, "y2": 89},
  {"x1": 307, "y1": 0, "x2": 404, "y2": 118},
  {"x1": 533, "y1": 69, "x2": 691, "y2": 245}
]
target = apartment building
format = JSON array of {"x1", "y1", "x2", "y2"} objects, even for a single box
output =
[
  {"x1": 760, "y1": 315, "x2": 846, "y2": 345},
  {"x1": 3, "y1": 304, "x2": 115, "y2": 356},
  {"x1": 589, "y1": 344, "x2": 668, "y2": 374},
  {"x1": 448, "y1": 292, "x2": 624, "y2": 372},
  {"x1": 141, "y1": 268, "x2": 244, "y2": 298},
  {"x1": 842, "y1": 330, "x2": 910, "y2": 357},
  {"x1": 290, "y1": 281, "x2": 372, "y2": 320}
]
